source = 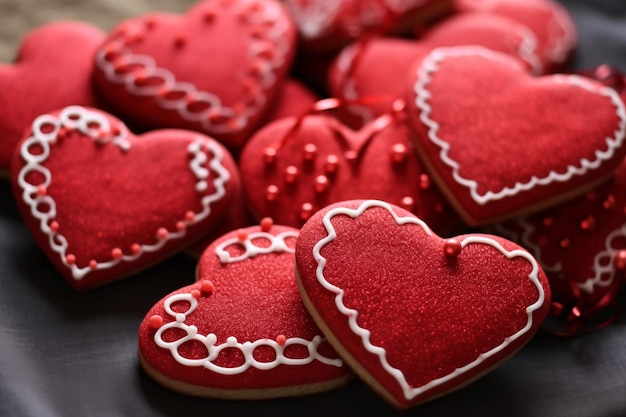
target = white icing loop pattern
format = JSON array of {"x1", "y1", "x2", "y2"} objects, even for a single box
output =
[
  {"x1": 95, "y1": 0, "x2": 291, "y2": 134},
  {"x1": 16, "y1": 105, "x2": 231, "y2": 280},
  {"x1": 312, "y1": 199, "x2": 546, "y2": 401},
  {"x1": 215, "y1": 231, "x2": 299, "y2": 264},
  {"x1": 413, "y1": 46, "x2": 626, "y2": 205},
  {"x1": 154, "y1": 292, "x2": 343, "y2": 374}
]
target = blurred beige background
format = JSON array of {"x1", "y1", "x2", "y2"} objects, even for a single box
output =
[{"x1": 0, "y1": 0, "x2": 198, "y2": 61}]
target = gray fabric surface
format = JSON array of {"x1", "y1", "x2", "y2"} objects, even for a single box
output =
[{"x1": 1, "y1": 1, "x2": 626, "y2": 416}]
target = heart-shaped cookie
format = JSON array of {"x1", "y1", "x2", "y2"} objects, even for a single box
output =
[
  {"x1": 406, "y1": 46, "x2": 626, "y2": 226},
  {"x1": 0, "y1": 21, "x2": 104, "y2": 176},
  {"x1": 10, "y1": 106, "x2": 238, "y2": 290},
  {"x1": 494, "y1": 159, "x2": 626, "y2": 335},
  {"x1": 139, "y1": 222, "x2": 351, "y2": 399},
  {"x1": 283, "y1": 0, "x2": 454, "y2": 52},
  {"x1": 455, "y1": 0, "x2": 577, "y2": 71},
  {"x1": 238, "y1": 106, "x2": 461, "y2": 234},
  {"x1": 295, "y1": 199, "x2": 551, "y2": 409},
  {"x1": 93, "y1": 0, "x2": 296, "y2": 152},
  {"x1": 329, "y1": 13, "x2": 543, "y2": 126}
]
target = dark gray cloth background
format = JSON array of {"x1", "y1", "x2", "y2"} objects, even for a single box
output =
[{"x1": 1, "y1": 1, "x2": 626, "y2": 416}]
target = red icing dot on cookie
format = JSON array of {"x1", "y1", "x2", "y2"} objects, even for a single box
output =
[
  {"x1": 314, "y1": 175, "x2": 329, "y2": 194},
  {"x1": 200, "y1": 280, "x2": 215, "y2": 295},
  {"x1": 89, "y1": 260, "x2": 98, "y2": 269},
  {"x1": 285, "y1": 165, "x2": 298, "y2": 184},
  {"x1": 443, "y1": 239, "x2": 462, "y2": 258},
  {"x1": 613, "y1": 250, "x2": 626, "y2": 271},
  {"x1": 303, "y1": 143, "x2": 317, "y2": 162},
  {"x1": 266, "y1": 185, "x2": 279, "y2": 202},
  {"x1": 111, "y1": 248, "x2": 123, "y2": 260},
  {"x1": 237, "y1": 230, "x2": 248, "y2": 242},
  {"x1": 49, "y1": 221, "x2": 60, "y2": 232},
  {"x1": 391, "y1": 143, "x2": 407, "y2": 164},
  {"x1": 263, "y1": 147, "x2": 277, "y2": 165},
  {"x1": 325, "y1": 154, "x2": 339, "y2": 175},
  {"x1": 260, "y1": 217, "x2": 273, "y2": 232},
  {"x1": 66, "y1": 254, "x2": 76, "y2": 265},
  {"x1": 191, "y1": 289, "x2": 201, "y2": 299},
  {"x1": 149, "y1": 315, "x2": 164, "y2": 329},
  {"x1": 276, "y1": 335, "x2": 287, "y2": 346},
  {"x1": 157, "y1": 228, "x2": 169, "y2": 239},
  {"x1": 419, "y1": 174, "x2": 431, "y2": 190},
  {"x1": 300, "y1": 203, "x2": 314, "y2": 222}
]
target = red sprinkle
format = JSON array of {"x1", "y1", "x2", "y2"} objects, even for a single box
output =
[
  {"x1": 276, "y1": 335, "x2": 287, "y2": 346},
  {"x1": 200, "y1": 280, "x2": 215, "y2": 295},
  {"x1": 443, "y1": 239, "x2": 462, "y2": 258}
]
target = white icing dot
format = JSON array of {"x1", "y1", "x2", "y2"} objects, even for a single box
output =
[
  {"x1": 196, "y1": 181, "x2": 208, "y2": 192},
  {"x1": 176, "y1": 313, "x2": 186, "y2": 322}
]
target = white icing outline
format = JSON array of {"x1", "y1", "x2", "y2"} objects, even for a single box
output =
[
  {"x1": 95, "y1": 0, "x2": 291, "y2": 135},
  {"x1": 496, "y1": 217, "x2": 626, "y2": 295},
  {"x1": 413, "y1": 46, "x2": 626, "y2": 205},
  {"x1": 16, "y1": 105, "x2": 231, "y2": 280},
  {"x1": 154, "y1": 291, "x2": 344, "y2": 374},
  {"x1": 465, "y1": 0, "x2": 577, "y2": 64},
  {"x1": 312, "y1": 200, "x2": 545, "y2": 401},
  {"x1": 334, "y1": 21, "x2": 541, "y2": 125},
  {"x1": 215, "y1": 230, "x2": 299, "y2": 264}
]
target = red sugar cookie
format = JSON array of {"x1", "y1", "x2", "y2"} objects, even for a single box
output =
[
  {"x1": 93, "y1": 0, "x2": 297, "y2": 152},
  {"x1": 238, "y1": 104, "x2": 461, "y2": 234},
  {"x1": 329, "y1": 13, "x2": 544, "y2": 126},
  {"x1": 0, "y1": 21, "x2": 104, "y2": 176},
  {"x1": 455, "y1": 0, "x2": 577, "y2": 72},
  {"x1": 494, "y1": 160, "x2": 626, "y2": 335},
  {"x1": 139, "y1": 223, "x2": 351, "y2": 399},
  {"x1": 295, "y1": 199, "x2": 551, "y2": 409},
  {"x1": 406, "y1": 46, "x2": 626, "y2": 226},
  {"x1": 10, "y1": 106, "x2": 238, "y2": 290},
  {"x1": 283, "y1": 0, "x2": 454, "y2": 52}
]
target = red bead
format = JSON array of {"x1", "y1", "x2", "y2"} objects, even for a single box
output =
[
  {"x1": 300, "y1": 203, "x2": 314, "y2": 222},
  {"x1": 580, "y1": 215, "x2": 596, "y2": 231},
  {"x1": 66, "y1": 254, "x2": 76, "y2": 265},
  {"x1": 237, "y1": 230, "x2": 248, "y2": 242},
  {"x1": 314, "y1": 175, "x2": 329, "y2": 193},
  {"x1": 266, "y1": 185, "x2": 279, "y2": 202},
  {"x1": 49, "y1": 221, "x2": 60, "y2": 232},
  {"x1": 131, "y1": 243, "x2": 142, "y2": 255},
  {"x1": 276, "y1": 335, "x2": 287, "y2": 346},
  {"x1": 560, "y1": 238, "x2": 571, "y2": 248},
  {"x1": 156, "y1": 228, "x2": 169, "y2": 239},
  {"x1": 391, "y1": 143, "x2": 407, "y2": 164},
  {"x1": 36, "y1": 185, "x2": 47, "y2": 196},
  {"x1": 263, "y1": 147, "x2": 277, "y2": 165},
  {"x1": 542, "y1": 217, "x2": 554, "y2": 227},
  {"x1": 285, "y1": 166, "x2": 298, "y2": 184},
  {"x1": 260, "y1": 217, "x2": 273, "y2": 232},
  {"x1": 604, "y1": 195, "x2": 616, "y2": 210},
  {"x1": 303, "y1": 143, "x2": 317, "y2": 162},
  {"x1": 149, "y1": 315, "x2": 164, "y2": 329},
  {"x1": 176, "y1": 221, "x2": 186, "y2": 231},
  {"x1": 185, "y1": 211, "x2": 196, "y2": 222},
  {"x1": 191, "y1": 289, "x2": 201, "y2": 299},
  {"x1": 419, "y1": 174, "x2": 431, "y2": 190},
  {"x1": 324, "y1": 154, "x2": 339, "y2": 175},
  {"x1": 613, "y1": 250, "x2": 626, "y2": 271},
  {"x1": 89, "y1": 260, "x2": 98, "y2": 269},
  {"x1": 400, "y1": 196, "x2": 415, "y2": 212},
  {"x1": 111, "y1": 248, "x2": 123, "y2": 260},
  {"x1": 443, "y1": 239, "x2": 462, "y2": 258}
]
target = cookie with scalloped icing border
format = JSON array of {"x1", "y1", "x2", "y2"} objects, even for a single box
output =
[
  {"x1": 93, "y1": 0, "x2": 296, "y2": 152},
  {"x1": 138, "y1": 221, "x2": 351, "y2": 399},
  {"x1": 239, "y1": 107, "x2": 461, "y2": 234},
  {"x1": 295, "y1": 199, "x2": 551, "y2": 409},
  {"x1": 0, "y1": 21, "x2": 104, "y2": 176},
  {"x1": 455, "y1": 0, "x2": 577, "y2": 71},
  {"x1": 10, "y1": 105, "x2": 238, "y2": 290},
  {"x1": 328, "y1": 12, "x2": 544, "y2": 126},
  {"x1": 493, "y1": 159, "x2": 626, "y2": 335},
  {"x1": 406, "y1": 46, "x2": 626, "y2": 226},
  {"x1": 283, "y1": 0, "x2": 454, "y2": 52}
]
